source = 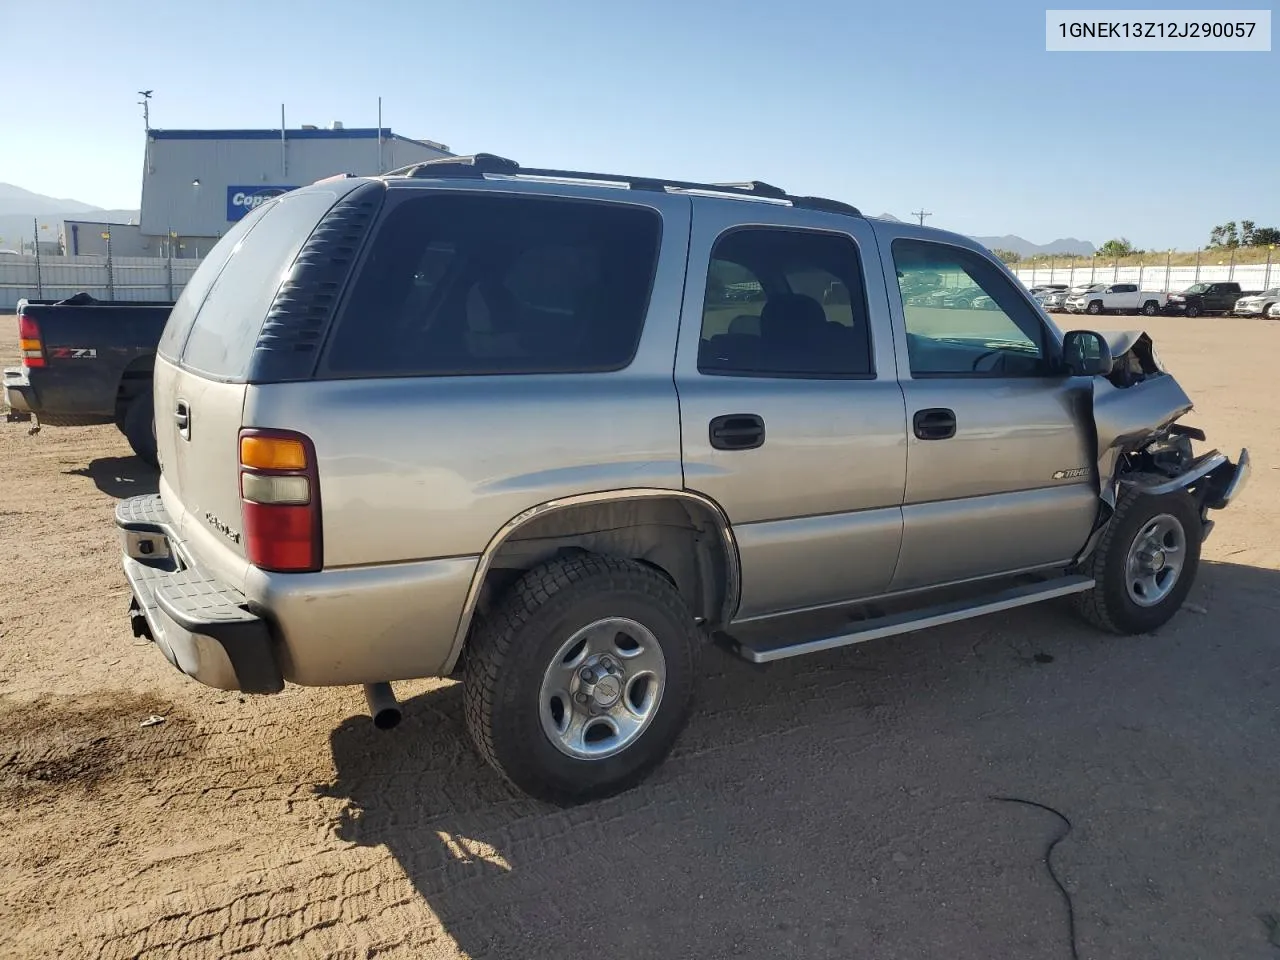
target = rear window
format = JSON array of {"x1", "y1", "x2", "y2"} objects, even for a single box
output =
[
  {"x1": 319, "y1": 192, "x2": 662, "y2": 377},
  {"x1": 178, "y1": 189, "x2": 342, "y2": 380}
]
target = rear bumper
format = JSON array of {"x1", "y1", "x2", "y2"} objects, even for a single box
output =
[
  {"x1": 4, "y1": 366, "x2": 113, "y2": 425},
  {"x1": 117, "y1": 494, "x2": 283, "y2": 694},
  {"x1": 3, "y1": 367, "x2": 34, "y2": 415}
]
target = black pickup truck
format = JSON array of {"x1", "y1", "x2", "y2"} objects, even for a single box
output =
[
  {"x1": 4, "y1": 293, "x2": 173, "y2": 466},
  {"x1": 1163, "y1": 281, "x2": 1259, "y2": 318}
]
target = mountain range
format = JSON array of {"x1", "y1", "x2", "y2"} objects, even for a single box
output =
[
  {"x1": 0, "y1": 183, "x2": 139, "y2": 251},
  {"x1": 0, "y1": 184, "x2": 1097, "y2": 258},
  {"x1": 875, "y1": 213, "x2": 1096, "y2": 257}
]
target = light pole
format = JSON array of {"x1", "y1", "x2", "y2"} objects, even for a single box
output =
[{"x1": 138, "y1": 90, "x2": 153, "y2": 131}]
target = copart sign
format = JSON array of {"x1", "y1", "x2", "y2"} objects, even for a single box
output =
[{"x1": 226, "y1": 185, "x2": 300, "y2": 221}]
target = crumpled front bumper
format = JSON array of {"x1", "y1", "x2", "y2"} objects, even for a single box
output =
[
  {"x1": 1204, "y1": 448, "x2": 1250, "y2": 511},
  {"x1": 117, "y1": 494, "x2": 283, "y2": 694}
]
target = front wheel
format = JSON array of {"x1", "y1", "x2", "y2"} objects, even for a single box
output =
[
  {"x1": 1185, "y1": 305, "x2": 1201, "y2": 318},
  {"x1": 1073, "y1": 487, "x2": 1202, "y2": 635},
  {"x1": 464, "y1": 553, "x2": 698, "y2": 804},
  {"x1": 1087, "y1": 300, "x2": 1104, "y2": 315}
]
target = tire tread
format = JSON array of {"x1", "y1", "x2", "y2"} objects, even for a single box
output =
[{"x1": 463, "y1": 553, "x2": 696, "y2": 801}]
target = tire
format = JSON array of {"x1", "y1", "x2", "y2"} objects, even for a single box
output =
[
  {"x1": 1087, "y1": 300, "x2": 1104, "y2": 315},
  {"x1": 1185, "y1": 304, "x2": 1201, "y2": 318},
  {"x1": 1266, "y1": 302, "x2": 1279, "y2": 319},
  {"x1": 1142, "y1": 300, "x2": 1159, "y2": 316},
  {"x1": 122, "y1": 390, "x2": 158, "y2": 468},
  {"x1": 1073, "y1": 487, "x2": 1202, "y2": 635},
  {"x1": 464, "y1": 553, "x2": 699, "y2": 805}
]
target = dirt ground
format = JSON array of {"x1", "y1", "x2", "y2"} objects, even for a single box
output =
[{"x1": 1, "y1": 312, "x2": 1277, "y2": 960}]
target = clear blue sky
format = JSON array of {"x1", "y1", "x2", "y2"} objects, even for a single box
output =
[{"x1": 2, "y1": 0, "x2": 1275, "y2": 249}]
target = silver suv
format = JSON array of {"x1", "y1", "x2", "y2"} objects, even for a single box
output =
[{"x1": 116, "y1": 154, "x2": 1250, "y2": 803}]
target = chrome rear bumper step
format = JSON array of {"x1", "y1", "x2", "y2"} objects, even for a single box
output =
[{"x1": 722, "y1": 575, "x2": 1096, "y2": 664}]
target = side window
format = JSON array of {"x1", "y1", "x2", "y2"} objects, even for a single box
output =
[
  {"x1": 697, "y1": 228, "x2": 873, "y2": 378},
  {"x1": 181, "y1": 190, "x2": 342, "y2": 380},
  {"x1": 892, "y1": 239, "x2": 1049, "y2": 378},
  {"x1": 322, "y1": 194, "x2": 661, "y2": 377},
  {"x1": 156, "y1": 199, "x2": 273, "y2": 362}
]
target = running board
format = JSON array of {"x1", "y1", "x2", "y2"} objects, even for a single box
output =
[{"x1": 722, "y1": 575, "x2": 1095, "y2": 664}]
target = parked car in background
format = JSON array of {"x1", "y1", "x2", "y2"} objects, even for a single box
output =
[
  {"x1": 1231, "y1": 287, "x2": 1280, "y2": 317},
  {"x1": 4, "y1": 293, "x2": 173, "y2": 465},
  {"x1": 1040, "y1": 290, "x2": 1074, "y2": 312},
  {"x1": 113, "y1": 154, "x2": 1249, "y2": 804},
  {"x1": 1164, "y1": 282, "x2": 1258, "y2": 318},
  {"x1": 1065, "y1": 283, "x2": 1167, "y2": 316},
  {"x1": 1027, "y1": 283, "x2": 1069, "y2": 298}
]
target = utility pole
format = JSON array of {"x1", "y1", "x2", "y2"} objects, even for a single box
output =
[
  {"x1": 911, "y1": 208, "x2": 932, "y2": 226},
  {"x1": 138, "y1": 90, "x2": 153, "y2": 131}
]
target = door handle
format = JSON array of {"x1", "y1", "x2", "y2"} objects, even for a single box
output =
[
  {"x1": 913, "y1": 407, "x2": 956, "y2": 440},
  {"x1": 174, "y1": 400, "x2": 190, "y2": 439},
  {"x1": 709, "y1": 414, "x2": 765, "y2": 451}
]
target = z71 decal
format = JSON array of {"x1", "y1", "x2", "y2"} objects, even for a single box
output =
[{"x1": 48, "y1": 347, "x2": 98, "y2": 359}]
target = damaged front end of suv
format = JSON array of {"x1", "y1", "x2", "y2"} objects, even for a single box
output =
[{"x1": 1077, "y1": 329, "x2": 1250, "y2": 561}]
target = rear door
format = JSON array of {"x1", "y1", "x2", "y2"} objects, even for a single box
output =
[
  {"x1": 160, "y1": 187, "x2": 353, "y2": 585},
  {"x1": 674, "y1": 200, "x2": 907, "y2": 622}
]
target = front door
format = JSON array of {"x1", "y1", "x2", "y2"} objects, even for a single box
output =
[
  {"x1": 675, "y1": 201, "x2": 908, "y2": 622},
  {"x1": 878, "y1": 230, "x2": 1098, "y2": 592}
]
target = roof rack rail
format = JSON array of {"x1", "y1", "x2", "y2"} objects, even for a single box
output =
[
  {"x1": 788, "y1": 195, "x2": 862, "y2": 216},
  {"x1": 385, "y1": 154, "x2": 861, "y2": 216},
  {"x1": 383, "y1": 153, "x2": 520, "y2": 179}
]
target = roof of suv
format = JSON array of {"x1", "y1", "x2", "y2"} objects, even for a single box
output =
[{"x1": 367, "y1": 152, "x2": 866, "y2": 219}]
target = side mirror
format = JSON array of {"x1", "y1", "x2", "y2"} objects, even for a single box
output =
[{"x1": 1061, "y1": 330, "x2": 1113, "y2": 377}]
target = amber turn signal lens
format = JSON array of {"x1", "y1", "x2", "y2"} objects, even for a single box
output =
[{"x1": 240, "y1": 435, "x2": 308, "y2": 471}]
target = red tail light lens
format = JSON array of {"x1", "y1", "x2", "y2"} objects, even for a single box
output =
[
  {"x1": 18, "y1": 313, "x2": 45, "y2": 368},
  {"x1": 238, "y1": 429, "x2": 322, "y2": 572}
]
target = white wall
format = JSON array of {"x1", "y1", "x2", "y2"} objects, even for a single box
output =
[
  {"x1": 0, "y1": 255, "x2": 201, "y2": 310},
  {"x1": 1015, "y1": 262, "x2": 1279, "y2": 292}
]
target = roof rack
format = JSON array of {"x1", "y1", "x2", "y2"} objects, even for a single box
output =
[{"x1": 382, "y1": 153, "x2": 862, "y2": 217}]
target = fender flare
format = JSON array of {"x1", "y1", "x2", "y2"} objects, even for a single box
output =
[{"x1": 441, "y1": 488, "x2": 742, "y2": 674}]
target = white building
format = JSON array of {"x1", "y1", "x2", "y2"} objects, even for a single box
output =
[{"x1": 138, "y1": 123, "x2": 451, "y2": 255}]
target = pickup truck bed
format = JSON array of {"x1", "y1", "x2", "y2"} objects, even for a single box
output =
[{"x1": 4, "y1": 293, "x2": 173, "y2": 465}]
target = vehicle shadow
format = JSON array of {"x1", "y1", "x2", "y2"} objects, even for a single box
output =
[
  {"x1": 65, "y1": 456, "x2": 159, "y2": 499},
  {"x1": 320, "y1": 559, "x2": 1280, "y2": 959}
]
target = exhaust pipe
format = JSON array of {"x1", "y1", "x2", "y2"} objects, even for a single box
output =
[{"x1": 363, "y1": 682, "x2": 402, "y2": 730}]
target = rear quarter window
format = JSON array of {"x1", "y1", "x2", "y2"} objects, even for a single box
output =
[
  {"x1": 178, "y1": 189, "x2": 344, "y2": 381},
  {"x1": 157, "y1": 201, "x2": 273, "y2": 363},
  {"x1": 319, "y1": 191, "x2": 662, "y2": 377}
]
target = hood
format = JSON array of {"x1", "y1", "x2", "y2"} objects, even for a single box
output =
[{"x1": 1103, "y1": 329, "x2": 1147, "y2": 358}]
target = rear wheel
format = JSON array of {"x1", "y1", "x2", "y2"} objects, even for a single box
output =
[
  {"x1": 1073, "y1": 487, "x2": 1201, "y2": 635},
  {"x1": 122, "y1": 391, "x2": 157, "y2": 468},
  {"x1": 1142, "y1": 300, "x2": 1159, "y2": 316},
  {"x1": 464, "y1": 553, "x2": 698, "y2": 804}
]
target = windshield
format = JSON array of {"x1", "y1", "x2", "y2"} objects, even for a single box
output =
[
  {"x1": 1184, "y1": 283, "x2": 1210, "y2": 293},
  {"x1": 1262, "y1": 288, "x2": 1280, "y2": 297}
]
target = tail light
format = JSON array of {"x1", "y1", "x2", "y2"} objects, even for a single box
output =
[
  {"x1": 18, "y1": 312, "x2": 44, "y2": 368},
  {"x1": 238, "y1": 429, "x2": 322, "y2": 572}
]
